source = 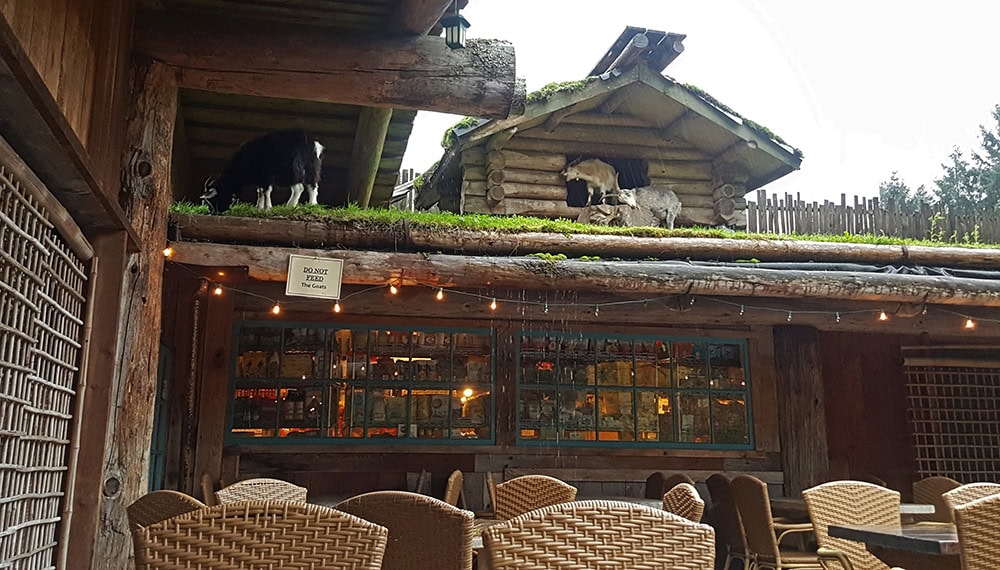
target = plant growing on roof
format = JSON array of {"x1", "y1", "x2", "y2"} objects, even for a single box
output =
[{"x1": 440, "y1": 116, "x2": 482, "y2": 149}]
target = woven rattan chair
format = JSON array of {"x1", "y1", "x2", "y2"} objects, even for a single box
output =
[
  {"x1": 645, "y1": 471, "x2": 669, "y2": 499},
  {"x1": 127, "y1": 490, "x2": 205, "y2": 530},
  {"x1": 953, "y1": 492, "x2": 1000, "y2": 570},
  {"x1": 707, "y1": 474, "x2": 751, "y2": 570},
  {"x1": 731, "y1": 475, "x2": 821, "y2": 570},
  {"x1": 336, "y1": 490, "x2": 475, "y2": 570},
  {"x1": 214, "y1": 477, "x2": 307, "y2": 505},
  {"x1": 133, "y1": 502, "x2": 388, "y2": 569},
  {"x1": 486, "y1": 471, "x2": 498, "y2": 516},
  {"x1": 444, "y1": 469, "x2": 464, "y2": 507},
  {"x1": 911, "y1": 476, "x2": 960, "y2": 523},
  {"x1": 803, "y1": 480, "x2": 901, "y2": 570},
  {"x1": 665, "y1": 472, "x2": 697, "y2": 490},
  {"x1": 482, "y1": 500, "x2": 715, "y2": 569},
  {"x1": 943, "y1": 482, "x2": 1000, "y2": 520},
  {"x1": 493, "y1": 474, "x2": 577, "y2": 520},
  {"x1": 663, "y1": 482, "x2": 706, "y2": 523}
]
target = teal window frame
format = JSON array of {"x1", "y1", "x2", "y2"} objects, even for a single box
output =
[
  {"x1": 515, "y1": 331, "x2": 754, "y2": 450},
  {"x1": 226, "y1": 320, "x2": 496, "y2": 446}
]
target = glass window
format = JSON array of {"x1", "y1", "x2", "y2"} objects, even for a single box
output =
[
  {"x1": 230, "y1": 322, "x2": 494, "y2": 445},
  {"x1": 517, "y1": 332, "x2": 752, "y2": 449}
]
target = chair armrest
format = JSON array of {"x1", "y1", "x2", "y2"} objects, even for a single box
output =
[
  {"x1": 775, "y1": 522, "x2": 814, "y2": 544},
  {"x1": 817, "y1": 547, "x2": 852, "y2": 570}
]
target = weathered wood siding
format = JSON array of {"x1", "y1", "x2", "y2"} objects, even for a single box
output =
[{"x1": 0, "y1": 0, "x2": 134, "y2": 190}]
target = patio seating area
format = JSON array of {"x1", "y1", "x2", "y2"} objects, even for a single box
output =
[{"x1": 126, "y1": 471, "x2": 1000, "y2": 569}]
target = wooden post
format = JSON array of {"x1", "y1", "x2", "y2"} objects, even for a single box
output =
[
  {"x1": 348, "y1": 107, "x2": 393, "y2": 207},
  {"x1": 192, "y1": 292, "x2": 235, "y2": 501},
  {"x1": 90, "y1": 59, "x2": 177, "y2": 570},
  {"x1": 773, "y1": 326, "x2": 830, "y2": 496}
]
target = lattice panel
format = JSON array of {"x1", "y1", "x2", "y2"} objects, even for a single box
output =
[
  {"x1": 0, "y1": 163, "x2": 87, "y2": 568},
  {"x1": 906, "y1": 364, "x2": 1000, "y2": 482}
]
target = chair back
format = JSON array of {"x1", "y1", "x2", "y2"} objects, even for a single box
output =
[
  {"x1": 912, "y1": 476, "x2": 961, "y2": 523},
  {"x1": 444, "y1": 470, "x2": 464, "y2": 507},
  {"x1": 486, "y1": 471, "x2": 498, "y2": 516},
  {"x1": 127, "y1": 490, "x2": 205, "y2": 530},
  {"x1": 803, "y1": 480, "x2": 900, "y2": 570},
  {"x1": 953, "y1": 493, "x2": 1000, "y2": 570},
  {"x1": 215, "y1": 477, "x2": 307, "y2": 504},
  {"x1": 133, "y1": 502, "x2": 388, "y2": 569},
  {"x1": 494, "y1": 475, "x2": 577, "y2": 520},
  {"x1": 337, "y1": 490, "x2": 475, "y2": 570},
  {"x1": 730, "y1": 475, "x2": 780, "y2": 561},
  {"x1": 857, "y1": 474, "x2": 888, "y2": 487},
  {"x1": 943, "y1": 483, "x2": 1000, "y2": 519},
  {"x1": 705, "y1": 472, "x2": 730, "y2": 505},
  {"x1": 707, "y1": 474, "x2": 748, "y2": 554},
  {"x1": 482, "y1": 500, "x2": 715, "y2": 569},
  {"x1": 664, "y1": 472, "x2": 697, "y2": 491},
  {"x1": 663, "y1": 482, "x2": 706, "y2": 523},
  {"x1": 200, "y1": 473, "x2": 218, "y2": 507},
  {"x1": 645, "y1": 471, "x2": 667, "y2": 499}
]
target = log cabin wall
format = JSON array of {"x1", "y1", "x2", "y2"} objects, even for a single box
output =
[
  {"x1": 172, "y1": 283, "x2": 787, "y2": 508},
  {"x1": 0, "y1": 0, "x2": 134, "y2": 192},
  {"x1": 458, "y1": 118, "x2": 748, "y2": 227}
]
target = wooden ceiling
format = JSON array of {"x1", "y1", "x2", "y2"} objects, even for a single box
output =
[{"x1": 143, "y1": 0, "x2": 393, "y2": 31}]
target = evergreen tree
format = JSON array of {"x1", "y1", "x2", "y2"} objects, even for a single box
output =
[{"x1": 878, "y1": 172, "x2": 931, "y2": 213}]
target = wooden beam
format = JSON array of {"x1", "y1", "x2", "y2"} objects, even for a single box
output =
[
  {"x1": 167, "y1": 213, "x2": 1000, "y2": 270},
  {"x1": 0, "y1": 12, "x2": 138, "y2": 243},
  {"x1": 395, "y1": 0, "x2": 455, "y2": 35},
  {"x1": 712, "y1": 140, "x2": 758, "y2": 170},
  {"x1": 348, "y1": 107, "x2": 393, "y2": 207},
  {"x1": 599, "y1": 85, "x2": 635, "y2": 114},
  {"x1": 169, "y1": 242, "x2": 1000, "y2": 308},
  {"x1": 91, "y1": 60, "x2": 177, "y2": 569},
  {"x1": 136, "y1": 15, "x2": 521, "y2": 119},
  {"x1": 192, "y1": 293, "x2": 235, "y2": 502},
  {"x1": 660, "y1": 110, "x2": 695, "y2": 141}
]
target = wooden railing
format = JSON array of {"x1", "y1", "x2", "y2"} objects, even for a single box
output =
[{"x1": 746, "y1": 189, "x2": 1000, "y2": 244}]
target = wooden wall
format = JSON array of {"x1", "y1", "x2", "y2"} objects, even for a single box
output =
[{"x1": 0, "y1": 0, "x2": 134, "y2": 191}]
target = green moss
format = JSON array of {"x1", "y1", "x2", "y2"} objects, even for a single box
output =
[
  {"x1": 527, "y1": 253, "x2": 568, "y2": 261},
  {"x1": 168, "y1": 203, "x2": 1000, "y2": 249},
  {"x1": 682, "y1": 83, "x2": 803, "y2": 158},
  {"x1": 169, "y1": 201, "x2": 210, "y2": 215},
  {"x1": 525, "y1": 78, "x2": 597, "y2": 105},
  {"x1": 441, "y1": 116, "x2": 482, "y2": 149}
]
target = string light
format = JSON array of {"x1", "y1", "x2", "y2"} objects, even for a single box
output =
[
  {"x1": 271, "y1": 303, "x2": 281, "y2": 315},
  {"x1": 333, "y1": 300, "x2": 341, "y2": 313},
  {"x1": 389, "y1": 283, "x2": 399, "y2": 295},
  {"x1": 489, "y1": 298, "x2": 498, "y2": 311},
  {"x1": 212, "y1": 285, "x2": 223, "y2": 296},
  {"x1": 689, "y1": 296, "x2": 696, "y2": 305},
  {"x1": 965, "y1": 318, "x2": 976, "y2": 330},
  {"x1": 543, "y1": 302, "x2": 549, "y2": 314},
  {"x1": 739, "y1": 305, "x2": 745, "y2": 316},
  {"x1": 436, "y1": 288, "x2": 444, "y2": 301},
  {"x1": 878, "y1": 310, "x2": 888, "y2": 322},
  {"x1": 162, "y1": 246, "x2": 173, "y2": 257},
  {"x1": 835, "y1": 312, "x2": 841, "y2": 323},
  {"x1": 786, "y1": 311, "x2": 792, "y2": 322},
  {"x1": 594, "y1": 304, "x2": 600, "y2": 317}
]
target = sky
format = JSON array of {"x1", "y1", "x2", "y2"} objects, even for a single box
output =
[{"x1": 401, "y1": 1, "x2": 1000, "y2": 203}]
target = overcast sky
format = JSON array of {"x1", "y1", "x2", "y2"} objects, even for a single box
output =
[{"x1": 401, "y1": 1, "x2": 1000, "y2": 203}]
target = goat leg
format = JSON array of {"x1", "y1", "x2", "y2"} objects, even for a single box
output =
[
  {"x1": 264, "y1": 186, "x2": 273, "y2": 210},
  {"x1": 286, "y1": 183, "x2": 304, "y2": 207},
  {"x1": 306, "y1": 184, "x2": 318, "y2": 205},
  {"x1": 255, "y1": 187, "x2": 266, "y2": 209}
]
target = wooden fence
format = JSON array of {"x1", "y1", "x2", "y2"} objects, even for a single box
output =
[{"x1": 746, "y1": 189, "x2": 1000, "y2": 244}]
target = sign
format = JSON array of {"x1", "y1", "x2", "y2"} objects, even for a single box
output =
[{"x1": 285, "y1": 255, "x2": 344, "y2": 299}]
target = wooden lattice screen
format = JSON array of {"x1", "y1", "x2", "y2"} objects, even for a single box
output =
[
  {"x1": 0, "y1": 160, "x2": 88, "y2": 566},
  {"x1": 904, "y1": 352, "x2": 1000, "y2": 483}
]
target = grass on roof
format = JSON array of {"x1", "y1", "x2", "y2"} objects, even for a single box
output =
[
  {"x1": 168, "y1": 201, "x2": 1000, "y2": 249},
  {"x1": 440, "y1": 116, "x2": 481, "y2": 149},
  {"x1": 682, "y1": 83, "x2": 803, "y2": 158},
  {"x1": 525, "y1": 78, "x2": 598, "y2": 105}
]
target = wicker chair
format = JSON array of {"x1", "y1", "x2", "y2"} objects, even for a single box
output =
[
  {"x1": 953, "y1": 492, "x2": 1000, "y2": 570},
  {"x1": 336, "y1": 490, "x2": 475, "y2": 570},
  {"x1": 486, "y1": 471, "x2": 498, "y2": 516},
  {"x1": 444, "y1": 469, "x2": 464, "y2": 507},
  {"x1": 707, "y1": 474, "x2": 751, "y2": 570},
  {"x1": 911, "y1": 476, "x2": 960, "y2": 523},
  {"x1": 482, "y1": 500, "x2": 716, "y2": 569},
  {"x1": 133, "y1": 502, "x2": 388, "y2": 569},
  {"x1": 731, "y1": 475, "x2": 821, "y2": 570},
  {"x1": 127, "y1": 490, "x2": 205, "y2": 531},
  {"x1": 493, "y1": 474, "x2": 578, "y2": 520},
  {"x1": 663, "y1": 482, "x2": 706, "y2": 523},
  {"x1": 214, "y1": 477, "x2": 307, "y2": 505},
  {"x1": 645, "y1": 471, "x2": 668, "y2": 499},
  {"x1": 802, "y1": 480, "x2": 901, "y2": 570},
  {"x1": 943, "y1": 482, "x2": 1000, "y2": 520}
]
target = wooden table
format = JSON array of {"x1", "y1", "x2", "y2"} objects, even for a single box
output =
[
  {"x1": 770, "y1": 498, "x2": 935, "y2": 521},
  {"x1": 828, "y1": 524, "x2": 959, "y2": 570}
]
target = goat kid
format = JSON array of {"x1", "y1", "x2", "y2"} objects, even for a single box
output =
[
  {"x1": 616, "y1": 184, "x2": 683, "y2": 229},
  {"x1": 561, "y1": 158, "x2": 620, "y2": 206},
  {"x1": 201, "y1": 129, "x2": 324, "y2": 213}
]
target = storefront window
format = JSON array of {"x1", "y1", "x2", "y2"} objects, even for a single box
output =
[
  {"x1": 229, "y1": 322, "x2": 494, "y2": 444},
  {"x1": 517, "y1": 332, "x2": 752, "y2": 448}
]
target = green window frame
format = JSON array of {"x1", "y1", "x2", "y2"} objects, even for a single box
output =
[
  {"x1": 516, "y1": 331, "x2": 753, "y2": 449},
  {"x1": 227, "y1": 321, "x2": 495, "y2": 445}
]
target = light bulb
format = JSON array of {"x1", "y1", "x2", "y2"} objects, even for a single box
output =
[
  {"x1": 271, "y1": 303, "x2": 281, "y2": 315},
  {"x1": 489, "y1": 298, "x2": 497, "y2": 311},
  {"x1": 212, "y1": 285, "x2": 223, "y2": 296},
  {"x1": 878, "y1": 310, "x2": 888, "y2": 321},
  {"x1": 389, "y1": 284, "x2": 399, "y2": 295},
  {"x1": 463, "y1": 388, "x2": 473, "y2": 398},
  {"x1": 333, "y1": 301, "x2": 341, "y2": 313},
  {"x1": 162, "y1": 247, "x2": 173, "y2": 257},
  {"x1": 965, "y1": 318, "x2": 976, "y2": 330},
  {"x1": 436, "y1": 288, "x2": 444, "y2": 301},
  {"x1": 835, "y1": 312, "x2": 841, "y2": 323},
  {"x1": 738, "y1": 305, "x2": 744, "y2": 316}
]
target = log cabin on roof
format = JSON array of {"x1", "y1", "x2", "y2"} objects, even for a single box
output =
[{"x1": 420, "y1": 26, "x2": 803, "y2": 228}]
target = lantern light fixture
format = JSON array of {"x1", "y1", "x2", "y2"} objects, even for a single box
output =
[{"x1": 441, "y1": 2, "x2": 470, "y2": 49}]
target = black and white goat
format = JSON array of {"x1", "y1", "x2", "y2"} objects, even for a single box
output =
[{"x1": 201, "y1": 129, "x2": 324, "y2": 212}]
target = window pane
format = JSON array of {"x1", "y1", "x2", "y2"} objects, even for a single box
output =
[
  {"x1": 597, "y1": 338, "x2": 633, "y2": 386},
  {"x1": 411, "y1": 331, "x2": 450, "y2": 382},
  {"x1": 713, "y1": 396, "x2": 749, "y2": 445},
  {"x1": 520, "y1": 389, "x2": 556, "y2": 440},
  {"x1": 636, "y1": 339, "x2": 671, "y2": 388},
  {"x1": 411, "y1": 388, "x2": 449, "y2": 439},
  {"x1": 455, "y1": 333, "x2": 491, "y2": 384},
  {"x1": 236, "y1": 327, "x2": 282, "y2": 378},
  {"x1": 599, "y1": 390, "x2": 635, "y2": 441},
  {"x1": 677, "y1": 392, "x2": 711, "y2": 443},
  {"x1": 231, "y1": 386, "x2": 277, "y2": 437},
  {"x1": 559, "y1": 336, "x2": 593, "y2": 386},
  {"x1": 558, "y1": 389, "x2": 595, "y2": 441},
  {"x1": 367, "y1": 388, "x2": 408, "y2": 438},
  {"x1": 282, "y1": 328, "x2": 325, "y2": 379},
  {"x1": 329, "y1": 329, "x2": 369, "y2": 381},
  {"x1": 709, "y1": 343, "x2": 746, "y2": 390},
  {"x1": 638, "y1": 391, "x2": 673, "y2": 443},
  {"x1": 674, "y1": 342, "x2": 709, "y2": 389},
  {"x1": 326, "y1": 384, "x2": 363, "y2": 438},
  {"x1": 520, "y1": 335, "x2": 556, "y2": 385},
  {"x1": 454, "y1": 388, "x2": 491, "y2": 440},
  {"x1": 278, "y1": 387, "x2": 322, "y2": 438}
]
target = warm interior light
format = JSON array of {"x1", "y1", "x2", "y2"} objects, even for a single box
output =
[
  {"x1": 212, "y1": 285, "x2": 223, "y2": 296},
  {"x1": 162, "y1": 247, "x2": 173, "y2": 257},
  {"x1": 271, "y1": 303, "x2": 281, "y2": 315},
  {"x1": 217, "y1": 271, "x2": 225, "y2": 277},
  {"x1": 436, "y1": 288, "x2": 444, "y2": 301},
  {"x1": 965, "y1": 318, "x2": 976, "y2": 330},
  {"x1": 463, "y1": 388, "x2": 474, "y2": 398},
  {"x1": 490, "y1": 298, "x2": 497, "y2": 311},
  {"x1": 878, "y1": 310, "x2": 888, "y2": 321},
  {"x1": 389, "y1": 284, "x2": 399, "y2": 295},
  {"x1": 333, "y1": 301, "x2": 341, "y2": 313}
]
